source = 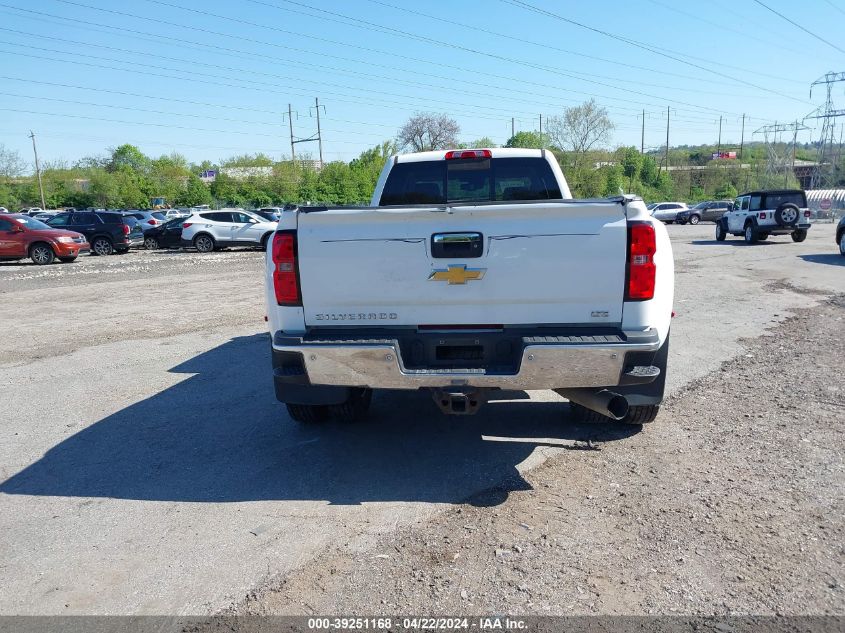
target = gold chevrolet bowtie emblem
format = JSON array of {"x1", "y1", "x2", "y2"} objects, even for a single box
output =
[{"x1": 428, "y1": 264, "x2": 486, "y2": 285}]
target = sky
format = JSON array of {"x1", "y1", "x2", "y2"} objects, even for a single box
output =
[{"x1": 1, "y1": 0, "x2": 844, "y2": 169}]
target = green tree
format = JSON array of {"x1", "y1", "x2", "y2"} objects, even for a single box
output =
[
  {"x1": 504, "y1": 131, "x2": 547, "y2": 149},
  {"x1": 108, "y1": 144, "x2": 150, "y2": 174},
  {"x1": 176, "y1": 174, "x2": 212, "y2": 206},
  {"x1": 714, "y1": 182, "x2": 738, "y2": 199}
]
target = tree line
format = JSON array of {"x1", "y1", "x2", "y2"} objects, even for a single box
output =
[{"x1": 2, "y1": 99, "x2": 837, "y2": 210}]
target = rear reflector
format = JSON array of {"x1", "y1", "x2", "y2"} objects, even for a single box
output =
[
  {"x1": 626, "y1": 222, "x2": 656, "y2": 301},
  {"x1": 272, "y1": 231, "x2": 301, "y2": 306},
  {"x1": 444, "y1": 149, "x2": 492, "y2": 160}
]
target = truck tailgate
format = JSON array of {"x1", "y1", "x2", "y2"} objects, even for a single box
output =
[{"x1": 297, "y1": 201, "x2": 627, "y2": 328}]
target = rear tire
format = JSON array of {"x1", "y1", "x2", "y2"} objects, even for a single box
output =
[
  {"x1": 194, "y1": 234, "x2": 215, "y2": 253},
  {"x1": 791, "y1": 229, "x2": 807, "y2": 242},
  {"x1": 91, "y1": 237, "x2": 113, "y2": 256},
  {"x1": 29, "y1": 243, "x2": 55, "y2": 265},
  {"x1": 286, "y1": 403, "x2": 329, "y2": 423},
  {"x1": 715, "y1": 221, "x2": 727, "y2": 241},
  {"x1": 569, "y1": 402, "x2": 659, "y2": 425},
  {"x1": 328, "y1": 388, "x2": 373, "y2": 422},
  {"x1": 758, "y1": 233, "x2": 769, "y2": 241},
  {"x1": 144, "y1": 237, "x2": 159, "y2": 250},
  {"x1": 260, "y1": 233, "x2": 273, "y2": 251},
  {"x1": 839, "y1": 232, "x2": 845, "y2": 257},
  {"x1": 689, "y1": 214, "x2": 700, "y2": 225}
]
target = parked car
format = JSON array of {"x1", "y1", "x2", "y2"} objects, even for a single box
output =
[
  {"x1": 164, "y1": 208, "x2": 192, "y2": 219},
  {"x1": 253, "y1": 207, "x2": 282, "y2": 222},
  {"x1": 46, "y1": 210, "x2": 143, "y2": 255},
  {"x1": 122, "y1": 210, "x2": 168, "y2": 232},
  {"x1": 0, "y1": 207, "x2": 9, "y2": 214},
  {"x1": 0, "y1": 214, "x2": 89, "y2": 264},
  {"x1": 32, "y1": 210, "x2": 61, "y2": 222},
  {"x1": 677, "y1": 200, "x2": 733, "y2": 225},
  {"x1": 717, "y1": 189, "x2": 811, "y2": 243},
  {"x1": 180, "y1": 209, "x2": 277, "y2": 252},
  {"x1": 836, "y1": 214, "x2": 845, "y2": 257},
  {"x1": 143, "y1": 217, "x2": 185, "y2": 249},
  {"x1": 650, "y1": 202, "x2": 688, "y2": 224}
]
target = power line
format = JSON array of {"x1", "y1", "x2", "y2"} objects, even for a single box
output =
[
  {"x1": 129, "y1": 0, "x2": 787, "y2": 118},
  {"x1": 1, "y1": 2, "x2": 782, "y2": 124},
  {"x1": 644, "y1": 0, "x2": 805, "y2": 56},
  {"x1": 0, "y1": 27, "x2": 670, "y2": 120},
  {"x1": 752, "y1": 0, "x2": 845, "y2": 55},
  {"x1": 822, "y1": 0, "x2": 845, "y2": 16},
  {"x1": 234, "y1": 0, "x2": 798, "y2": 112},
  {"x1": 0, "y1": 47, "x2": 550, "y2": 126},
  {"x1": 0, "y1": 5, "x2": 666, "y2": 119},
  {"x1": 364, "y1": 0, "x2": 803, "y2": 87},
  {"x1": 502, "y1": 0, "x2": 812, "y2": 104}
]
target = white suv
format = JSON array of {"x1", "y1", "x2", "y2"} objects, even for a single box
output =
[
  {"x1": 717, "y1": 189, "x2": 811, "y2": 244},
  {"x1": 181, "y1": 209, "x2": 278, "y2": 252},
  {"x1": 650, "y1": 202, "x2": 689, "y2": 224}
]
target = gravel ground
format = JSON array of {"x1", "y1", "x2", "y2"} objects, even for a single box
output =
[
  {"x1": 0, "y1": 224, "x2": 843, "y2": 616},
  {"x1": 240, "y1": 296, "x2": 845, "y2": 616}
]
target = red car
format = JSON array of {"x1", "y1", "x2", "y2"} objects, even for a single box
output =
[{"x1": 0, "y1": 214, "x2": 89, "y2": 264}]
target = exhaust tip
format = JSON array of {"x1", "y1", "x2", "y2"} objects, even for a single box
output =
[{"x1": 607, "y1": 394, "x2": 629, "y2": 420}]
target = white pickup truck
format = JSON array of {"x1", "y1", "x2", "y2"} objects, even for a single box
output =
[{"x1": 265, "y1": 148, "x2": 674, "y2": 425}]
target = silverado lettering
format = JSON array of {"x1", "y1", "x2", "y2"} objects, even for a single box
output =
[{"x1": 315, "y1": 313, "x2": 399, "y2": 321}]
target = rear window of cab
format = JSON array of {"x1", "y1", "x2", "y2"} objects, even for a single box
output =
[{"x1": 379, "y1": 157, "x2": 562, "y2": 206}]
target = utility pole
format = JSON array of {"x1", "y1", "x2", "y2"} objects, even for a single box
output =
[
  {"x1": 287, "y1": 103, "x2": 295, "y2": 162},
  {"x1": 310, "y1": 97, "x2": 325, "y2": 168},
  {"x1": 664, "y1": 106, "x2": 670, "y2": 172},
  {"x1": 717, "y1": 116, "x2": 722, "y2": 157},
  {"x1": 539, "y1": 114, "x2": 542, "y2": 136},
  {"x1": 511, "y1": 117, "x2": 515, "y2": 138},
  {"x1": 641, "y1": 109, "x2": 645, "y2": 155},
  {"x1": 739, "y1": 114, "x2": 745, "y2": 161},
  {"x1": 28, "y1": 130, "x2": 46, "y2": 210}
]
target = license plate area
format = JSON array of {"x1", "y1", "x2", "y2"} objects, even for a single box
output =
[
  {"x1": 436, "y1": 344, "x2": 483, "y2": 362},
  {"x1": 399, "y1": 334, "x2": 520, "y2": 371}
]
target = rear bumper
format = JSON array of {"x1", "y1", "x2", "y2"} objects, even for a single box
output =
[{"x1": 271, "y1": 328, "x2": 661, "y2": 391}]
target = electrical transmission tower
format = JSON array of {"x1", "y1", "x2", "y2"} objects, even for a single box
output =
[
  {"x1": 753, "y1": 121, "x2": 809, "y2": 188},
  {"x1": 804, "y1": 71, "x2": 845, "y2": 189},
  {"x1": 283, "y1": 98, "x2": 325, "y2": 167}
]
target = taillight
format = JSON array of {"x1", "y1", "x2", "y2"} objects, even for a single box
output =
[
  {"x1": 804, "y1": 210, "x2": 811, "y2": 217},
  {"x1": 182, "y1": 222, "x2": 192, "y2": 228},
  {"x1": 122, "y1": 224, "x2": 130, "y2": 235},
  {"x1": 272, "y1": 231, "x2": 300, "y2": 306},
  {"x1": 444, "y1": 149, "x2": 492, "y2": 159},
  {"x1": 149, "y1": 219, "x2": 158, "y2": 225},
  {"x1": 626, "y1": 222, "x2": 656, "y2": 301},
  {"x1": 759, "y1": 212, "x2": 766, "y2": 220}
]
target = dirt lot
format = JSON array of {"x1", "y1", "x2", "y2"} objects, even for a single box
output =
[
  {"x1": 0, "y1": 224, "x2": 843, "y2": 616},
  {"x1": 246, "y1": 296, "x2": 844, "y2": 616}
]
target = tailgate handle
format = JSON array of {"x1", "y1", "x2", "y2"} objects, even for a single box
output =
[{"x1": 431, "y1": 232, "x2": 483, "y2": 258}]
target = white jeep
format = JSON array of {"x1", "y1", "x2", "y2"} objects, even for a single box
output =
[{"x1": 716, "y1": 189, "x2": 811, "y2": 244}]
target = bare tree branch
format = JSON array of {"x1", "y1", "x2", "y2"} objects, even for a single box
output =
[{"x1": 397, "y1": 113, "x2": 461, "y2": 152}]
